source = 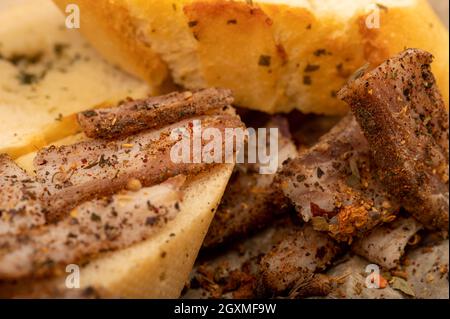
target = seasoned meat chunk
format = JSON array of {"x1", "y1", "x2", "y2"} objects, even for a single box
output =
[
  {"x1": 203, "y1": 117, "x2": 297, "y2": 248},
  {"x1": 0, "y1": 176, "x2": 184, "y2": 280},
  {"x1": 35, "y1": 114, "x2": 244, "y2": 221},
  {"x1": 339, "y1": 49, "x2": 449, "y2": 231},
  {"x1": 352, "y1": 216, "x2": 423, "y2": 269},
  {"x1": 259, "y1": 225, "x2": 340, "y2": 295},
  {"x1": 275, "y1": 116, "x2": 399, "y2": 242},
  {"x1": 78, "y1": 88, "x2": 233, "y2": 139}
]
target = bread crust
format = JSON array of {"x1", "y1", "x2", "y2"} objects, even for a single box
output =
[
  {"x1": 53, "y1": 0, "x2": 169, "y2": 94},
  {"x1": 54, "y1": 0, "x2": 449, "y2": 115}
]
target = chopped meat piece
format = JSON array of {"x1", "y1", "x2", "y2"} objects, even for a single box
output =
[
  {"x1": 0, "y1": 176, "x2": 185, "y2": 280},
  {"x1": 288, "y1": 273, "x2": 332, "y2": 299},
  {"x1": 184, "y1": 218, "x2": 295, "y2": 299},
  {"x1": 259, "y1": 225, "x2": 340, "y2": 295},
  {"x1": 403, "y1": 239, "x2": 448, "y2": 299},
  {"x1": 35, "y1": 114, "x2": 244, "y2": 221},
  {"x1": 227, "y1": 270, "x2": 258, "y2": 299},
  {"x1": 0, "y1": 154, "x2": 45, "y2": 235},
  {"x1": 202, "y1": 266, "x2": 259, "y2": 299},
  {"x1": 275, "y1": 115, "x2": 399, "y2": 242},
  {"x1": 327, "y1": 255, "x2": 404, "y2": 299},
  {"x1": 352, "y1": 216, "x2": 423, "y2": 269},
  {"x1": 203, "y1": 170, "x2": 283, "y2": 248},
  {"x1": 78, "y1": 88, "x2": 234, "y2": 139},
  {"x1": 203, "y1": 117, "x2": 297, "y2": 248},
  {"x1": 287, "y1": 111, "x2": 342, "y2": 149},
  {"x1": 339, "y1": 49, "x2": 449, "y2": 231}
]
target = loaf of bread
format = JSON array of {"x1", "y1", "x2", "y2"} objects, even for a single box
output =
[{"x1": 53, "y1": 0, "x2": 449, "y2": 114}]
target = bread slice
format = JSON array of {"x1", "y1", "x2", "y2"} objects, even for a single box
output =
[
  {"x1": 0, "y1": 1, "x2": 235, "y2": 298},
  {"x1": 0, "y1": 0, "x2": 151, "y2": 159},
  {"x1": 2, "y1": 133, "x2": 233, "y2": 298},
  {"x1": 53, "y1": 0, "x2": 449, "y2": 114}
]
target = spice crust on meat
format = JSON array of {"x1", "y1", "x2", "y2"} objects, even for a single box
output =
[{"x1": 339, "y1": 48, "x2": 449, "y2": 231}]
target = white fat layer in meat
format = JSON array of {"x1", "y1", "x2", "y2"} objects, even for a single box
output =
[{"x1": 352, "y1": 217, "x2": 423, "y2": 269}]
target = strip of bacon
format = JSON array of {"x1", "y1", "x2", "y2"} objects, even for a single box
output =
[
  {"x1": 339, "y1": 49, "x2": 449, "y2": 231},
  {"x1": 0, "y1": 154, "x2": 45, "y2": 235},
  {"x1": 78, "y1": 88, "x2": 234, "y2": 139},
  {"x1": 35, "y1": 113, "x2": 244, "y2": 221},
  {"x1": 0, "y1": 176, "x2": 185, "y2": 280}
]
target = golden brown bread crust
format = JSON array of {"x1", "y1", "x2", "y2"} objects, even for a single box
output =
[
  {"x1": 53, "y1": 0, "x2": 449, "y2": 114},
  {"x1": 53, "y1": 0, "x2": 170, "y2": 94},
  {"x1": 184, "y1": 1, "x2": 286, "y2": 113}
]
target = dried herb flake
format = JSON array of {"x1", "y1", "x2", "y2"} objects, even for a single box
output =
[
  {"x1": 390, "y1": 277, "x2": 415, "y2": 297},
  {"x1": 304, "y1": 64, "x2": 320, "y2": 72},
  {"x1": 258, "y1": 55, "x2": 271, "y2": 67},
  {"x1": 90, "y1": 213, "x2": 101, "y2": 222}
]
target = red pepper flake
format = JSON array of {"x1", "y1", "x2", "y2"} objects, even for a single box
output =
[
  {"x1": 276, "y1": 44, "x2": 288, "y2": 65},
  {"x1": 367, "y1": 274, "x2": 388, "y2": 289}
]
